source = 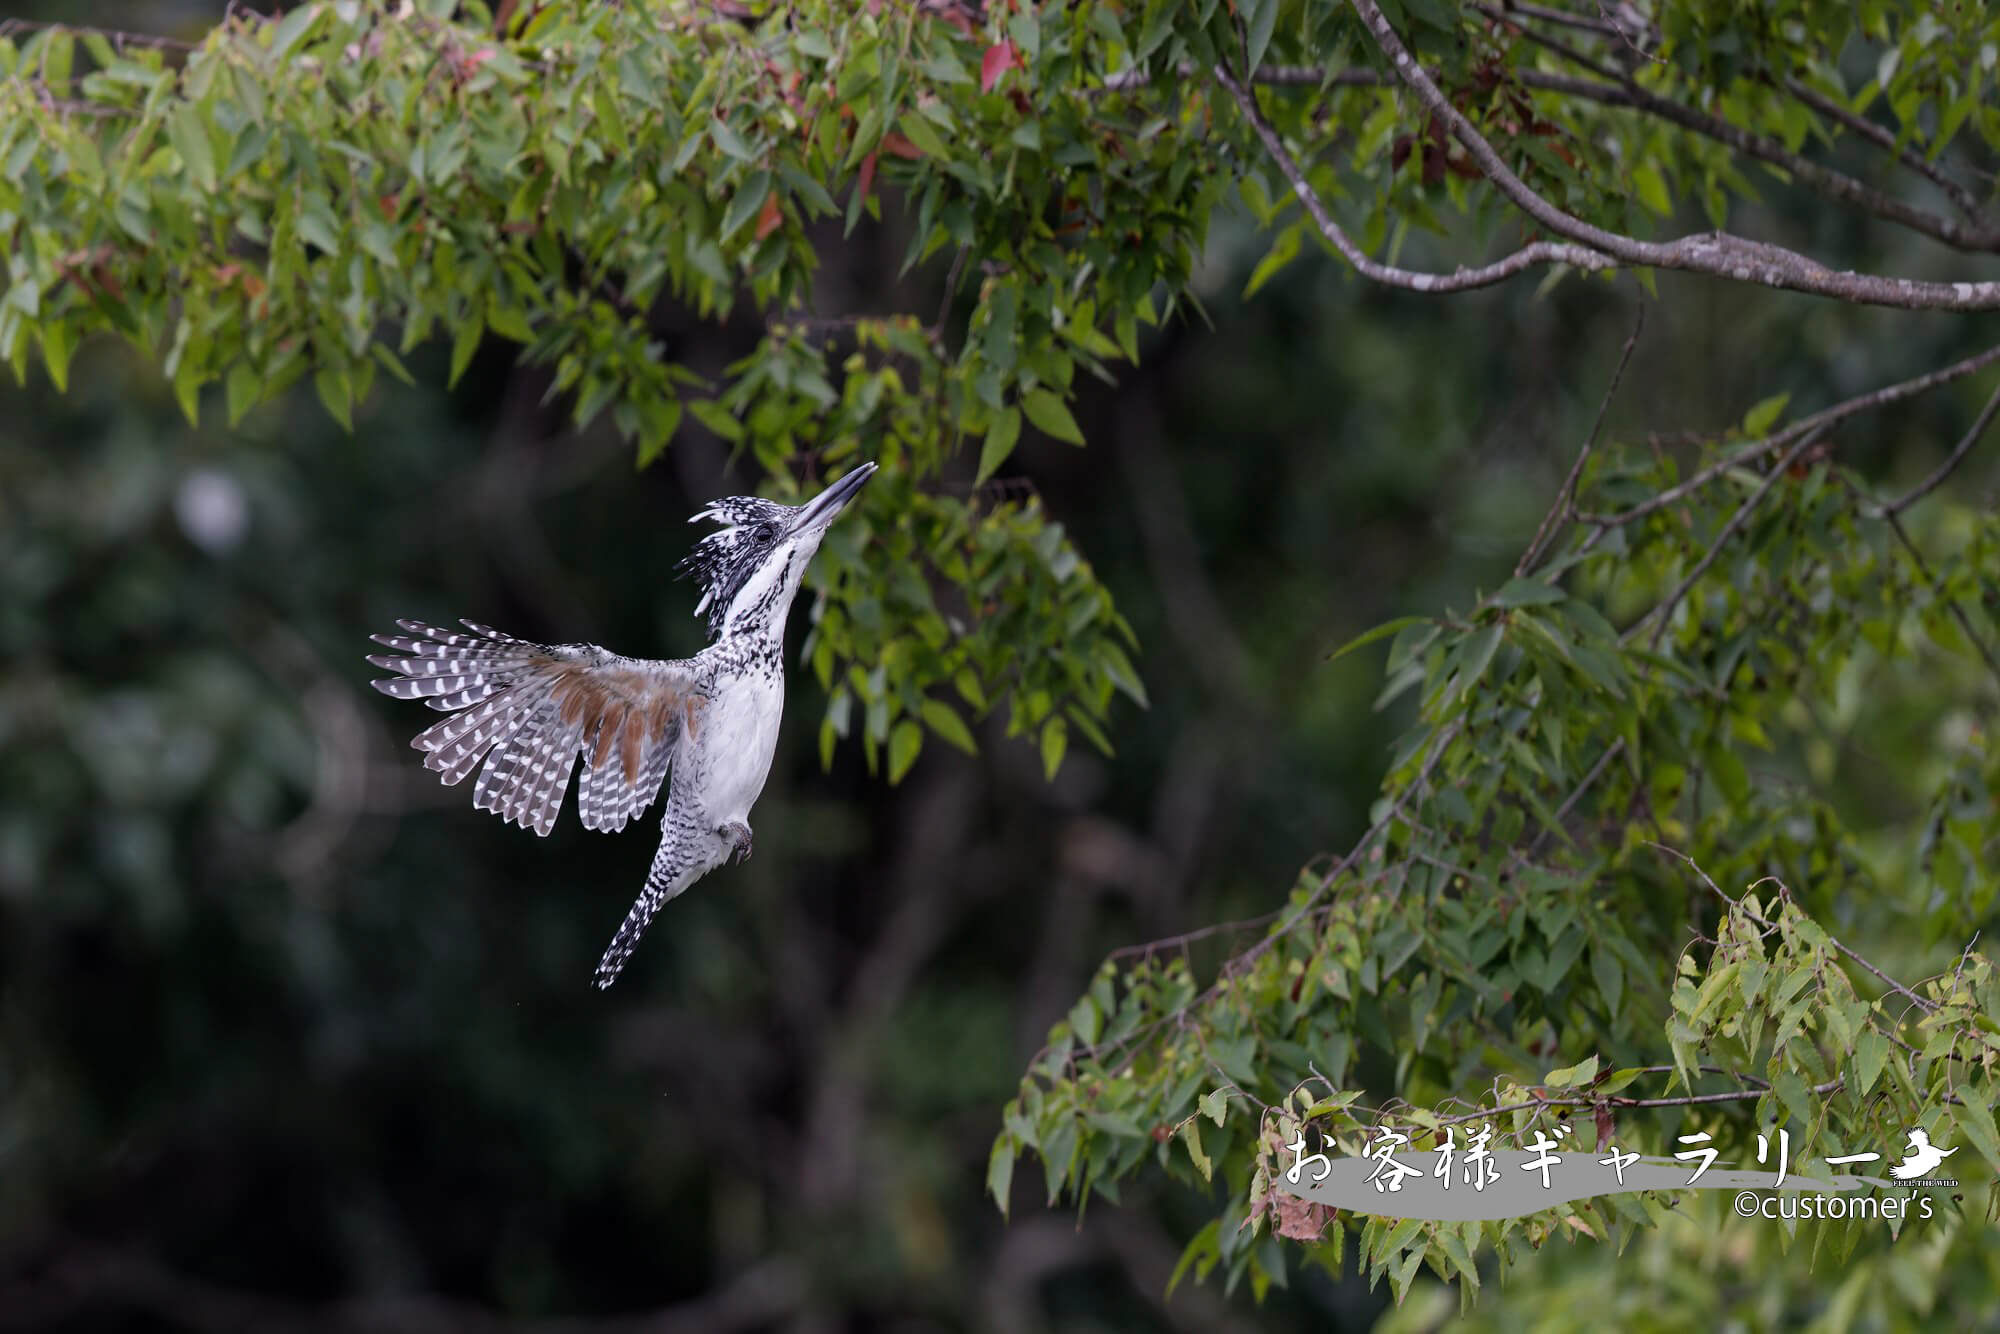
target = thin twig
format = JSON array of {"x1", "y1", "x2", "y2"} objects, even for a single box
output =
[
  {"x1": 1214, "y1": 64, "x2": 1617, "y2": 293},
  {"x1": 1517, "y1": 306, "x2": 1644, "y2": 576},
  {"x1": 1579, "y1": 343, "x2": 2000, "y2": 530},
  {"x1": 1881, "y1": 506, "x2": 2000, "y2": 692},
  {"x1": 1781, "y1": 74, "x2": 1988, "y2": 222},
  {"x1": 1482, "y1": 4, "x2": 1995, "y2": 250},
  {"x1": 1647, "y1": 844, "x2": 1942, "y2": 1017},
  {"x1": 1428, "y1": 1076, "x2": 1842, "y2": 1127},
  {"x1": 1524, "y1": 737, "x2": 1625, "y2": 859},
  {"x1": 1348, "y1": 0, "x2": 2000, "y2": 309},
  {"x1": 1632, "y1": 426, "x2": 1829, "y2": 649},
  {"x1": 1871, "y1": 379, "x2": 2000, "y2": 517},
  {"x1": 0, "y1": 17, "x2": 197, "y2": 49},
  {"x1": 933, "y1": 244, "x2": 970, "y2": 341}
]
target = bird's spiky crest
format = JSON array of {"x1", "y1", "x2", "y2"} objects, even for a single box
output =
[{"x1": 676, "y1": 496, "x2": 793, "y2": 639}]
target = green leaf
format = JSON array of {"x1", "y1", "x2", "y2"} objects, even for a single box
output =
[
  {"x1": 920, "y1": 697, "x2": 978, "y2": 755},
  {"x1": 1853, "y1": 1026, "x2": 1888, "y2": 1097},
  {"x1": 977, "y1": 407, "x2": 1022, "y2": 485},
  {"x1": 1040, "y1": 715, "x2": 1068, "y2": 779},
  {"x1": 1326, "y1": 615, "x2": 1430, "y2": 664},
  {"x1": 1631, "y1": 161, "x2": 1672, "y2": 216},
  {"x1": 1494, "y1": 578, "x2": 1566, "y2": 608},
  {"x1": 225, "y1": 361, "x2": 260, "y2": 426},
  {"x1": 636, "y1": 396, "x2": 684, "y2": 468},
  {"x1": 1244, "y1": 224, "x2": 1300, "y2": 300},
  {"x1": 689, "y1": 398, "x2": 745, "y2": 442},
  {"x1": 266, "y1": 4, "x2": 321, "y2": 64},
  {"x1": 169, "y1": 105, "x2": 218, "y2": 193},
  {"x1": 1021, "y1": 388, "x2": 1084, "y2": 445},
  {"x1": 888, "y1": 718, "x2": 923, "y2": 784},
  {"x1": 987, "y1": 1136, "x2": 1016, "y2": 1217},
  {"x1": 1456, "y1": 624, "x2": 1504, "y2": 698},
  {"x1": 1181, "y1": 1118, "x2": 1213, "y2": 1181},
  {"x1": 896, "y1": 111, "x2": 949, "y2": 159},
  {"x1": 1544, "y1": 1055, "x2": 1598, "y2": 1088},
  {"x1": 38, "y1": 321, "x2": 72, "y2": 393},
  {"x1": 315, "y1": 367, "x2": 353, "y2": 431},
  {"x1": 720, "y1": 170, "x2": 773, "y2": 241},
  {"x1": 1742, "y1": 392, "x2": 1790, "y2": 437},
  {"x1": 1953, "y1": 1086, "x2": 2000, "y2": 1178},
  {"x1": 709, "y1": 115, "x2": 755, "y2": 161},
  {"x1": 448, "y1": 316, "x2": 484, "y2": 389},
  {"x1": 1167, "y1": 1220, "x2": 1221, "y2": 1300},
  {"x1": 1201, "y1": 1088, "x2": 1228, "y2": 1126}
]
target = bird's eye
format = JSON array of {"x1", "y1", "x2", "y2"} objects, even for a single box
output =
[{"x1": 758, "y1": 521, "x2": 781, "y2": 543}]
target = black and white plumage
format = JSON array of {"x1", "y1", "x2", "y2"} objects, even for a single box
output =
[{"x1": 366, "y1": 462, "x2": 876, "y2": 988}]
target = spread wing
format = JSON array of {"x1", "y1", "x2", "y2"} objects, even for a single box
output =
[{"x1": 366, "y1": 619, "x2": 705, "y2": 837}]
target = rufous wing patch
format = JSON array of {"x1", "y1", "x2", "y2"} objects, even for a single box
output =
[{"x1": 543, "y1": 661, "x2": 700, "y2": 786}]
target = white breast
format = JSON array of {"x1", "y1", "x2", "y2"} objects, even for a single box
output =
[{"x1": 691, "y1": 667, "x2": 786, "y2": 825}]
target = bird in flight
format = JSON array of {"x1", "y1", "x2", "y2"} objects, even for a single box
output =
[{"x1": 366, "y1": 462, "x2": 877, "y2": 987}]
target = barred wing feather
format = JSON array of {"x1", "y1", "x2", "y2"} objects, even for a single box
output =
[{"x1": 366, "y1": 619, "x2": 702, "y2": 837}]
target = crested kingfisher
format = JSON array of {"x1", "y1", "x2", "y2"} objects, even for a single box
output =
[{"x1": 365, "y1": 461, "x2": 877, "y2": 987}]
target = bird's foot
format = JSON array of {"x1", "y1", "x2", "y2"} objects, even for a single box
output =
[{"x1": 719, "y1": 821, "x2": 753, "y2": 863}]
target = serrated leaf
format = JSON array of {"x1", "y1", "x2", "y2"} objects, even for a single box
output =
[{"x1": 1181, "y1": 1118, "x2": 1212, "y2": 1181}]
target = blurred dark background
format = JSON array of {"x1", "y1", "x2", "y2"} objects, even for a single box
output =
[{"x1": 5, "y1": 3, "x2": 1999, "y2": 1331}]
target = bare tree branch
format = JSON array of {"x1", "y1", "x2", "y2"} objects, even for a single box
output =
[
  {"x1": 1646, "y1": 844, "x2": 1944, "y2": 1017},
  {"x1": 1214, "y1": 64, "x2": 1618, "y2": 293},
  {"x1": 1348, "y1": 0, "x2": 2000, "y2": 310},
  {"x1": 1118, "y1": 50, "x2": 1999, "y2": 257},
  {"x1": 1872, "y1": 379, "x2": 2000, "y2": 517},
  {"x1": 1780, "y1": 74, "x2": 1990, "y2": 221},
  {"x1": 1501, "y1": 61, "x2": 2000, "y2": 253},
  {"x1": 1578, "y1": 342, "x2": 2000, "y2": 530}
]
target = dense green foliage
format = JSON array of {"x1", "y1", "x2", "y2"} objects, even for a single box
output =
[{"x1": 5, "y1": 0, "x2": 2000, "y2": 1328}]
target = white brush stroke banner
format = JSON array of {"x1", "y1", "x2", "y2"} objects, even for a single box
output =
[{"x1": 1277, "y1": 1151, "x2": 1915, "y2": 1222}]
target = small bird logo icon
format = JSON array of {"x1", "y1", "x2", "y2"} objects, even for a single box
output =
[{"x1": 1888, "y1": 1128, "x2": 1958, "y2": 1180}]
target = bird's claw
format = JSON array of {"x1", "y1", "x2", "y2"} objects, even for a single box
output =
[{"x1": 720, "y1": 821, "x2": 753, "y2": 863}]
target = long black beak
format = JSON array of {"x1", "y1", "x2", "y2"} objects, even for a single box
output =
[{"x1": 794, "y1": 461, "x2": 877, "y2": 532}]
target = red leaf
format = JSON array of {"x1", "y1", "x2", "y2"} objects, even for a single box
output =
[
  {"x1": 753, "y1": 192, "x2": 783, "y2": 241},
  {"x1": 1272, "y1": 1194, "x2": 1333, "y2": 1242},
  {"x1": 981, "y1": 40, "x2": 1018, "y2": 94},
  {"x1": 857, "y1": 151, "x2": 877, "y2": 202},
  {"x1": 879, "y1": 131, "x2": 924, "y2": 160}
]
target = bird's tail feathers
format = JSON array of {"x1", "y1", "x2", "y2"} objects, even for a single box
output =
[{"x1": 592, "y1": 843, "x2": 704, "y2": 988}]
